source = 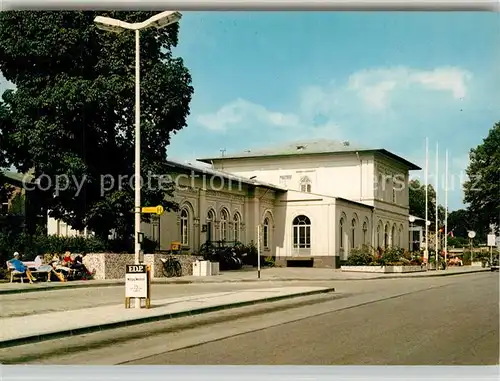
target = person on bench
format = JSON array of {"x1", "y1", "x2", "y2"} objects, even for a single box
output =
[
  {"x1": 50, "y1": 253, "x2": 72, "y2": 280},
  {"x1": 72, "y1": 253, "x2": 95, "y2": 279},
  {"x1": 34, "y1": 254, "x2": 61, "y2": 282},
  {"x1": 9, "y1": 252, "x2": 37, "y2": 283}
]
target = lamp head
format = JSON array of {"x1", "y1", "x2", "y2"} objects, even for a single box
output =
[
  {"x1": 147, "y1": 11, "x2": 182, "y2": 29},
  {"x1": 409, "y1": 216, "x2": 416, "y2": 223},
  {"x1": 94, "y1": 16, "x2": 127, "y2": 33}
]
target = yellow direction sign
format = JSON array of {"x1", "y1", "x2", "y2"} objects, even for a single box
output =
[{"x1": 141, "y1": 205, "x2": 164, "y2": 215}]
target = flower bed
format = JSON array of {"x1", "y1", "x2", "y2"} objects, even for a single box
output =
[
  {"x1": 341, "y1": 265, "x2": 426, "y2": 273},
  {"x1": 340, "y1": 246, "x2": 426, "y2": 273}
]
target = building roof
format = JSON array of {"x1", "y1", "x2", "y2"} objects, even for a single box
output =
[
  {"x1": 197, "y1": 139, "x2": 421, "y2": 170},
  {"x1": 0, "y1": 170, "x2": 34, "y2": 185},
  {"x1": 166, "y1": 159, "x2": 286, "y2": 192}
]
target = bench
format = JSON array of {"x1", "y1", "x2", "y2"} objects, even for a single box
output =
[{"x1": 6, "y1": 261, "x2": 52, "y2": 283}]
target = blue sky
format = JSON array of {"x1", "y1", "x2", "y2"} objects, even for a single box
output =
[
  {"x1": 1, "y1": 12, "x2": 498, "y2": 211},
  {"x1": 169, "y1": 12, "x2": 499, "y2": 211}
]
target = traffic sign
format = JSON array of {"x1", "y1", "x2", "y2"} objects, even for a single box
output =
[
  {"x1": 487, "y1": 234, "x2": 496, "y2": 247},
  {"x1": 141, "y1": 205, "x2": 164, "y2": 215}
]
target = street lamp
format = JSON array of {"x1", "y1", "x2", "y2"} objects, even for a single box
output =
[
  {"x1": 95, "y1": 11, "x2": 182, "y2": 308},
  {"x1": 468, "y1": 230, "x2": 476, "y2": 263},
  {"x1": 408, "y1": 216, "x2": 415, "y2": 251}
]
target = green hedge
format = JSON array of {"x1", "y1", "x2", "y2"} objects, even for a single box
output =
[
  {"x1": 345, "y1": 245, "x2": 423, "y2": 266},
  {"x1": 0, "y1": 232, "x2": 159, "y2": 264}
]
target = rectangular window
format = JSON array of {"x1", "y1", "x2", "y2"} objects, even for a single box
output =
[
  {"x1": 293, "y1": 226, "x2": 311, "y2": 249},
  {"x1": 181, "y1": 219, "x2": 188, "y2": 245},
  {"x1": 263, "y1": 225, "x2": 269, "y2": 248},
  {"x1": 234, "y1": 223, "x2": 240, "y2": 242}
]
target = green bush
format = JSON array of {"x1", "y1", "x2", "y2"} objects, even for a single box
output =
[
  {"x1": 264, "y1": 256, "x2": 275, "y2": 267},
  {"x1": 378, "y1": 247, "x2": 406, "y2": 266},
  {"x1": 345, "y1": 246, "x2": 376, "y2": 266}
]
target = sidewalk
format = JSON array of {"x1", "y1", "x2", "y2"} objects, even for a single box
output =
[
  {"x1": 0, "y1": 266, "x2": 491, "y2": 295},
  {"x1": 0, "y1": 286, "x2": 334, "y2": 348}
]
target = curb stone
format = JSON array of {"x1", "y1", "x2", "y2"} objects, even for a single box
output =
[
  {"x1": 0, "y1": 287, "x2": 335, "y2": 349},
  {"x1": 0, "y1": 268, "x2": 490, "y2": 295}
]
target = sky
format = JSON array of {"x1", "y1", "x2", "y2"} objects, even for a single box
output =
[{"x1": 1, "y1": 12, "x2": 499, "y2": 211}]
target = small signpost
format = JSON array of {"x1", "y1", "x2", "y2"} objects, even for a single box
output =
[
  {"x1": 487, "y1": 234, "x2": 496, "y2": 267},
  {"x1": 125, "y1": 264, "x2": 151, "y2": 309},
  {"x1": 124, "y1": 205, "x2": 161, "y2": 309},
  {"x1": 141, "y1": 205, "x2": 164, "y2": 215}
]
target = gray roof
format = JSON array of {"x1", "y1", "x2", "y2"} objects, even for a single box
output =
[
  {"x1": 166, "y1": 160, "x2": 286, "y2": 192},
  {"x1": 197, "y1": 139, "x2": 421, "y2": 170},
  {"x1": 200, "y1": 139, "x2": 364, "y2": 160}
]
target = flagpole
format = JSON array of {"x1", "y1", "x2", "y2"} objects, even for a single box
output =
[
  {"x1": 424, "y1": 137, "x2": 429, "y2": 267},
  {"x1": 444, "y1": 149, "x2": 448, "y2": 269},
  {"x1": 435, "y1": 142, "x2": 439, "y2": 269}
]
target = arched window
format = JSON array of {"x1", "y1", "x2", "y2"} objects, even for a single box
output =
[
  {"x1": 339, "y1": 218, "x2": 345, "y2": 249},
  {"x1": 391, "y1": 224, "x2": 396, "y2": 247},
  {"x1": 263, "y1": 217, "x2": 270, "y2": 249},
  {"x1": 233, "y1": 213, "x2": 241, "y2": 243},
  {"x1": 363, "y1": 221, "x2": 368, "y2": 245},
  {"x1": 378, "y1": 173, "x2": 384, "y2": 199},
  {"x1": 180, "y1": 208, "x2": 189, "y2": 245},
  {"x1": 377, "y1": 222, "x2": 382, "y2": 248},
  {"x1": 220, "y1": 208, "x2": 229, "y2": 242},
  {"x1": 351, "y1": 218, "x2": 357, "y2": 249},
  {"x1": 398, "y1": 225, "x2": 403, "y2": 247},
  {"x1": 300, "y1": 176, "x2": 312, "y2": 193},
  {"x1": 384, "y1": 224, "x2": 389, "y2": 248},
  {"x1": 386, "y1": 177, "x2": 391, "y2": 201},
  {"x1": 293, "y1": 215, "x2": 311, "y2": 249},
  {"x1": 206, "y1": 209, "x2": 216, "y2": 243}
]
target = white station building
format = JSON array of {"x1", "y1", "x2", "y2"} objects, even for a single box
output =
[{"x1": 47, "y1": 139, "x2": 421, "y2": 268}]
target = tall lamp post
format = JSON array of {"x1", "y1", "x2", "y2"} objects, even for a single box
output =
[
  {"x1": 409, "y1": 215, "x2": 416, "y2": 252},
  {"x1": 94, "y1": 11, "x2": 182, "y2": 308}
]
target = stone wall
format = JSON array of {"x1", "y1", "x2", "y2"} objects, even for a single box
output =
[{"x1": 43, "y1": 252, "x2": 203, "y2": 280}]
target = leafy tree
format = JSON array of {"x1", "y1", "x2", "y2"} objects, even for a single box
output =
[
  {"x1": 463, "y1": 122, "x2": 500, "y2": 236},
  {"x1": 0, "y1": 11, "x2": 193, "y2": 239},
  {"x1": 408, "y1": 179, "x2": 445, "y2": 228},
  {"x1": 447, "y1": 208, "x2": 471, "y2": 238}
]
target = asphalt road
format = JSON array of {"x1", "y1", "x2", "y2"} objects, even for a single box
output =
[
  {"x1": 129, "y1": 272, "x2": 500, "y2": 365},
  {"x1": 3, "y1": 272, "x2": 498, "y2": 365}
]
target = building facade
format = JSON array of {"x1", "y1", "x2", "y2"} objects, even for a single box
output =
[{"x1": 47, "y1": 139, "x2": 421, "y2": 268}]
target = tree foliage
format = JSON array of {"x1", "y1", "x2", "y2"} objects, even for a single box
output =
[
  {"x1": 0, "y1": 11, "x2": 193, "y2": 238},
  {"x1": 408, "y1": 179, "x2": 445, "y2": 228},
  {"x1": 463, "y1": 122, "x2": 500, "y2": 235},
  {"x1": 447, "y1": 208, "x2": 471, "y2": 238}
]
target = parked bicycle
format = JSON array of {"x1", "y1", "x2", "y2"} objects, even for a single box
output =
[{"x1": 160, "y1": 257, "x2": 182, "y2": 278}]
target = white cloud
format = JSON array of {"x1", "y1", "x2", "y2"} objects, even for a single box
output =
[
  {"x1": 195, "y1": 65, "x2": 472, "y2": 141},
  {"x1": 196, "y1": 98, "x2": 301, "y2": 131},
  {"x1": 347, "y1": 66, "x2": 471, "y2": 111}
]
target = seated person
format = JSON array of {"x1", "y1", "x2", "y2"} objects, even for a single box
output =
[
  {"x1": 9, "y1": 252, "x2": 37, "y2": 283},
  {"x1": 62, "y1": 251, "x2": 74, "y2": 266},
  {"x1": 72, "y1": 253, "x2": 95, "y2": 278},
  {"x1": 51, "y1": 253, "x2": 73, "y2": 279},
  {"x1": 34, "y1": 254, "x2": 60, "y2": 282}
]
